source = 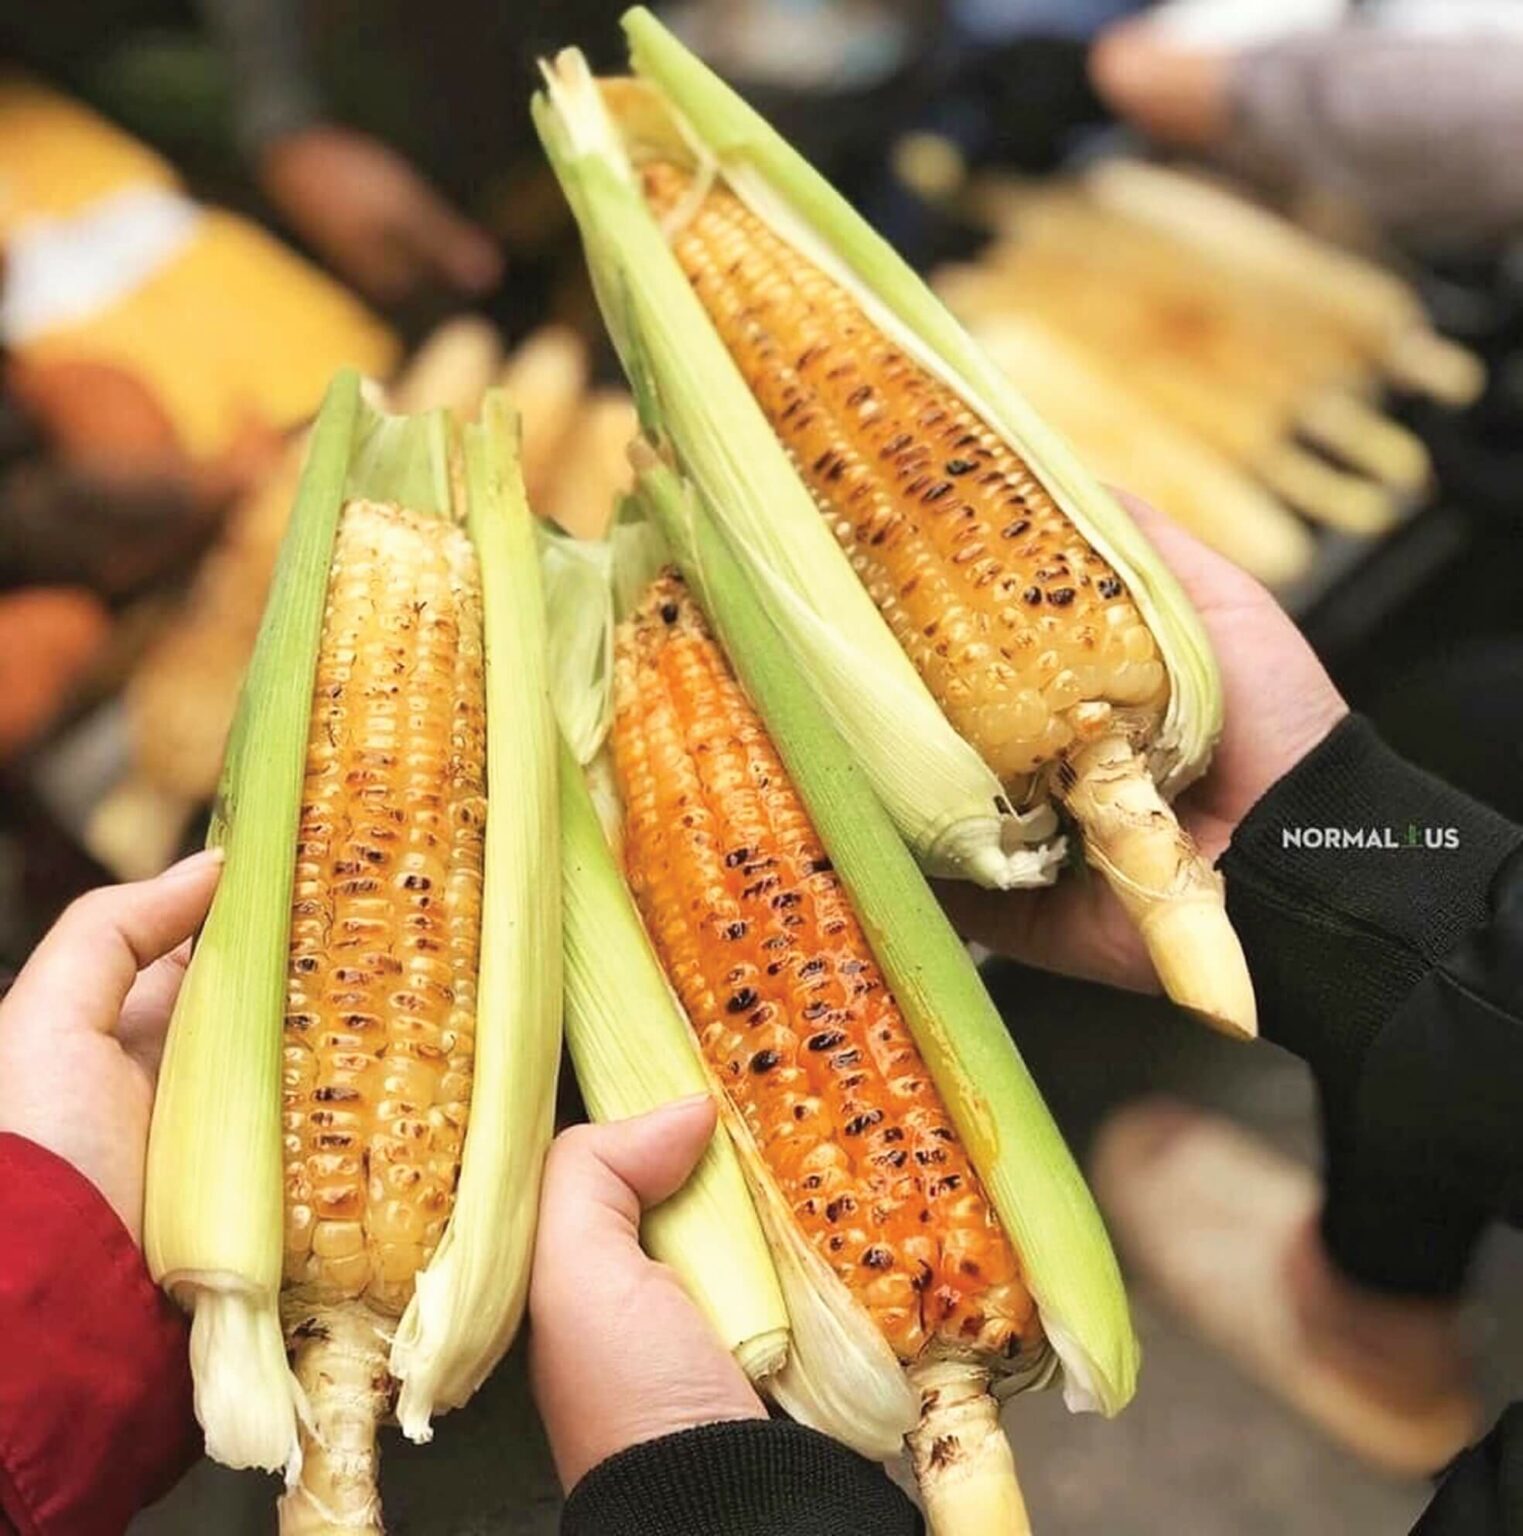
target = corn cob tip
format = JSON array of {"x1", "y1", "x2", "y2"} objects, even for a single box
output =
[
  {"x1": 278, "y1": 1301, "x2": 388, "y2": 1535},
  {"x1": 279, "y1": 494, "x2": 488, "y2": 1520},
  {"x1": 907, "y1": 1361, "x2": 1032, "y2": 1536},
  {"x1": 1062, "y1": 734, "x2": 1256, "y2": 1039}
]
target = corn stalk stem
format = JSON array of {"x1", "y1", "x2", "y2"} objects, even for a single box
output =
[
  {"x1": 279, "y1": 1302, "x2": 390, "y2": 1536},
  {"x1": 1061, "y1": 733, "x2": 1255, "y2": 1039},
  {"x1": 907, "y1": 1361, "x2": 1032, "y2": 1536}
]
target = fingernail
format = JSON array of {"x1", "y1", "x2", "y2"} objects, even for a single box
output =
[
  {"x1": 653, "y1": 1092, "x2": 714, "y2": 1116},
  {"x1": 162, "y1": 846, "x2": 225, "y2": 879}
]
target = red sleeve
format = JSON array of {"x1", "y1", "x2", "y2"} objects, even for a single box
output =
[{"x1": 0, "y1": 1134, "x2": 201, "y2": 1536}]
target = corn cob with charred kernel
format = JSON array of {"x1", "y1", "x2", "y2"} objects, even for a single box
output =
[
  {"x1": 615, "y1": 572, "x2": 1041, "y2": 1528},
  {"x1": 144, "y1": 380, "x2": 560, "y2": 1534},
  {"x1": 279, "y1": 499, "x2": 485, "y2": 1532},
  {"x1": 638, "y1": 162, "x2": 1248, "y2": 1035},
  {"x1": 646, "y1": 163, "x2": 1166, "y2": 784}
]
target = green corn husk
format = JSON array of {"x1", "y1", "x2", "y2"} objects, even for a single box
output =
[
  {"x1": 144, "y1": 378, "x2": 561, "y2": 1478},
  {"x1": 531, "y1": 19, "x2": 1222, "y2": 896},
  {"x1": 390, "y1": 391, "x2": 563, "y2": 1438},
  {"x1": 546, "y1": 465, "x2": 1137, "y2": 1430},
  {"x1": 635, "y1": 453, "x2": 1139, "y2": 1419}
]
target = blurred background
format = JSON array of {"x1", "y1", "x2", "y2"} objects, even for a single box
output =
[{"x1": 0, "y1": 0, "x2": 1518, "y2": 1530}]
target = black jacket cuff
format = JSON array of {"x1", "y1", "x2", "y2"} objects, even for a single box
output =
[{"x1": 562, "y1": 1419, "x2": 923, "y2": 1536}]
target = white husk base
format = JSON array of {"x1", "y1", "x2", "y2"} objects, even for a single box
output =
[{"x1": 184, "y1": 1281, "x2": 305, "y2": 1481}]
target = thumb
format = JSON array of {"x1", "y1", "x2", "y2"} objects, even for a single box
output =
[
  {"x1": 533, "y1": 1094, "x2": 719, "y2": 1294},
  {"x1": 542, "y1": 1094, "x2": 719, "y2": 1240},
  {"x1": 2, "y1": 848, "x2": 223, "y2": 1035}
]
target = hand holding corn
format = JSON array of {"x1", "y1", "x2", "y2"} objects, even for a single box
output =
[
  {"x1": 528, "y1": 1097, "x2": 768, "y2": 1491},
  {"x1": 941, "y1": 497, "x2": 1347, "y2": 990},
  {"x1": 0, "y1": 850, "x2": 222, "y2": 1243}
]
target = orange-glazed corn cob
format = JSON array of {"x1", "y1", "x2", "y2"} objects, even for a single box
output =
[
  {"x1": 279, "y1": 498, "x2": 486, "y2": 1535},
  {"x1": 613, "y1": 571, "x2": 1041, "y2": 1366},
  {"x1": 643, "y1": 163, "x2": 1167, "y2": 790}
]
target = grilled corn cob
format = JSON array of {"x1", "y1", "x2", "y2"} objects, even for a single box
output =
[
  {"x1": 1084, "y1": 159, "x2": 1485, "y2": 408},
  {"x1": 646, "y1": 161, "x2": 1170, "y2": 784},
  {"x1": 979, "y1": 189, "x2": 1432, "y2": 495},
  {"x1": 543, "y1": 463, "x2": 1138, "y2": 1529},
  {"x1": 386, "y1": 315, "x2": 503, "y2": 419},
  {"x1": 616, "y1": 572, "x2": 1039, "y2": 1530},
  {"x1": 932, "y1": 247, "x2": 1404, "y2": 534},
  {"x1": 640, "y1": 162, "x2": 1249, "y2": 1034},
  {"x1": 618, "y1": 575, "x2": 1041, "y2": 1361},
  {"x1": 279, "y1": 499, "x2": 484, "y2": 1532},
  {"x1": 145, "y1": 380, "x2": 560, "y2": 1533},
  {"x1": 534, "y1": 18, "x2": 1254, "y2": 1036},
  {"x1": 541, "y1": 387, "x2": 638, "y2": 540}
]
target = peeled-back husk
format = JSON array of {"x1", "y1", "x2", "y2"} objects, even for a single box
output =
[
  {"x1": 545, "y1": 472, "x2": 1137, "y2": 1423},
  {"x1": 533, "y1": 55, "x2": 1058, "y2": 891},
  {"x1": 634, "y1": 459, "x2": 1137, "y2": 1416}
]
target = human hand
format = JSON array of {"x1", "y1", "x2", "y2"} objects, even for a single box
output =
[
  {"x1": 529, "y1": 1096, "x2": 767, "y2": 1492},
  {"x1": 938, "y1": 496, "x2": 1346, "y2": 992},
  {"x1": 257, "y1": 126, "x2": 503, "y2": 305},
  {"x1": 1088, "y1": 20, "x2": 1232, "y2": 149},
  {"x1": 0, "y1": 849, "x2": 222, "y2": 1243}
]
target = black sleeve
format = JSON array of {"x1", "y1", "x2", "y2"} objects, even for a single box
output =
[
  {"x1": 1412, "y1": 1406, "x2": 1523, "y2": 1536},
  {"x1": 561, "y1": 1419, "x2": 924, "y2": 1536},
  {"x1": 1220, "y1": 714, "x2": 1523, "y2": 1297}
]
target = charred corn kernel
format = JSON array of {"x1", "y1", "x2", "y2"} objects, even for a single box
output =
[
  {"x1": 643, "y1": 164, "x2": 1166, "y2": 788},
  {"x1": 281, "y1": 500, "x2": 484, "y2": 1315},
  {"x1": 278, "y1": 499, "x2": 485, "y2": 1536},
  {"x1": 613, "y1": 572, "x2": 1041, "y2": 1366}
]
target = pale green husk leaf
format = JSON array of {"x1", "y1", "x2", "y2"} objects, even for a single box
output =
[
  {"x1": 391, "y1": 392, "x2": 563, "y2": 1438},
  {"x1": 559, "y1": 737, "x2": 791, "y2": 1382}
]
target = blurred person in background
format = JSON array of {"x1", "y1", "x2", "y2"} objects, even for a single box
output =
[
  {"x1": 1089, "y1": 9, "x2": 1523, "y2": 248},
  {"x1": 0, "y1": 0, "x2": 612, "y2": 308}
]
